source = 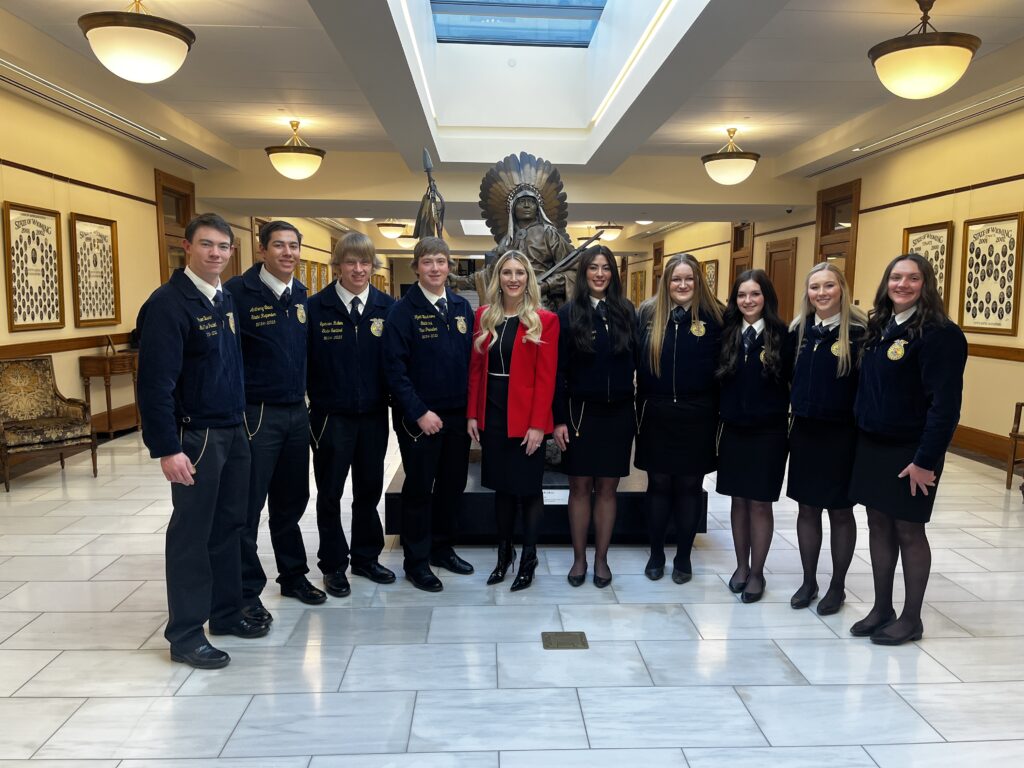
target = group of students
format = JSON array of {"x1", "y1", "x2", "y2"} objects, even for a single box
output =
[{"x1": 138, "y1": 212, "x2": 966, "y2": 670}]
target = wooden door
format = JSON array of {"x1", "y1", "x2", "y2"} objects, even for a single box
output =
[
  {"x1": 155, "y1": 170, "x2": 195, "y2": 283},
  {"x1": 766, "y1": 238, "x2": 798, "y2": 323},
  {"x1": 730, "y1": 222, "x2": 753, "y2": 287}
]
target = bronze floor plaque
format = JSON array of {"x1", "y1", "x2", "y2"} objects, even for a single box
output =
[{"x1": 541, "y1": 631, "x2": 589, "y2": 649}]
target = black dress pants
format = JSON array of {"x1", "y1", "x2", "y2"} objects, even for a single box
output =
[
  {"x1": 394, "y1": 407, "x2": 469, "y2": 573},
  {"x1": 165, "y1": 424, "x2": 249, "y2": 651},
  {"x1": 311, "y1": 408, "x2": 389, "y2": 574},
  {"x1": 240, "y1": 401, "x2": 310, "y2": 604}
]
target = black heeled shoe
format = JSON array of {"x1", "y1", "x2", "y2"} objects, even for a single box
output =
[
  {"x1": 790, "y1": 583, "x2": 819, "y2": 610},
  {"x1": 740, "y1": 576, "x2": 766, "y2": 604},
  {"x1": 849, "y1": 609, "x2": 897, "y2": 637},
  {"x1": 486, "y1": 542, "x2": 516, "y2": 586},
  {"x1": 510, "y1": 550, "x2": 538, "y2": 592},
  {"x1": 728, "y1": 569, "x2": 748, "y2": 594},
  {"x1": 870, "y1": 618, "x2": 924, "y2": 646},
  {"x1": 567, "y1": 564, "x2": 588, "y2": 587}
]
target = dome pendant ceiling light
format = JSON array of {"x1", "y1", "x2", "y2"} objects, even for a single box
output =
[
  {"x1": 868, "y1": 0, "x2": 980, "y2": 100},
  {"x1": 265, "y1": 120, "x2": 326, "y2": 180},
  {"x1": 397, "y1": 233, "x2": 417, "y2": 249},
  {"x1": 701, "y1": 128, "x2": 760, "y2": 185},
  {"x1": 78, "y1": 1, "x2": 195, "y2": 84},
  {"x1": 598, "y1": 222, "x2": 623, "y2": 242},
  {"x1": 377, "y1": 219, "x2": 406, "y2": 239}
]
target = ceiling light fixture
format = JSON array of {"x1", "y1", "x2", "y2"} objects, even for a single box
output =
[
  {"x1": 355, "y1": 217, "x2": 374, "y2": 222},
  {"x1": 868, "y1": 0, "x2": 980, "y2": 100},
  {"x1": 265, "y1": 120, "x2": 326, "y2": 180},
  {"x1": 78, "y1": 1, "x2": 195, "y2": 84},
  {"x1": 377, "y1": 219, "x2": 406, "y2": 239},
  {"x1": 397, "y1": 232, "x2": 417, "y2": 249},
  {"x1": 701, "y1": 128, "x2": 760, "y2": 185},
  {"x1": 635, "y1": 220, "x2": 653, "y2": 226},
  {"x1": 598, "y1": 222, "x2": 623, "y2": 242}
]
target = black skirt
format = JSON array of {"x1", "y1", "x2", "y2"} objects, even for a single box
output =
[
  {"x1": 715, "y1": 420, "x2": 788, "y2": 502},
  {"x1": 561, "y1": 398, "x2": 635, "y2": 478},
  {"x1": 635, "y1": 393, "x2": 717, "y2": 476},
  {"x1": 480, "y1": 375, "x2": 545, "y2": 495},
  {"x1": 848, "y1": 430, "x2": 944, "y2": 523},
  {"x1": 787, "y1": 416, "x2": 857, "y2": 509}
]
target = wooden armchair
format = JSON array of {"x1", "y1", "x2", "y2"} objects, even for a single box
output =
[
  {"x1": 0, "y1": 356, "x2": 97, "y2": 491},
  {"x1": 1007, "y1": 401, "x2": 1024, "y2": 492}
]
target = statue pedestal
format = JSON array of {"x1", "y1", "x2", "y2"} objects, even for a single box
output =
[{"x1": 383, "y1": 460, "x2": 707, "y2": 545}]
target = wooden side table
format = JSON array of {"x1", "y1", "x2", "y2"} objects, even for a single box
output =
[{"x1": 78, "y1": 351, "x2": 139, "y2": 438}]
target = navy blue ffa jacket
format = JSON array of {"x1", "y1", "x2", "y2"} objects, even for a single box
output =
[
  {"x1": 789, "y1": 319, "x2": 865, "y2": 422},
  {"x1": 718, "y1": 328, "x2": 795, "y2": 428},
  {"x1": 223, "y1": 264, "x2": 307, "y2": 405},
  {"x1": 636, "y1": 305, "x2": 721, "y2": 401},
  {"x1": 855, "y1": 318, "x2": 967, "y2": 471},
  {"x1": 307, "y1": 283, "x2": 395, "y2": 414},
  {"x1": 554, "y1": 302, "x2": 637, "y2": 425},
  {"x1": 137, "y1": 269, "x2": 245, "y2": 459},
  {"x1": 383, "y1": 284, "x2": 473, "y2": 421}
]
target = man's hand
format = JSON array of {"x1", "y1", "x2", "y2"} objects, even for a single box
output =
[
  {"x1": 160, "y1": 452, "x2": 196, "y2": 485},
  {"x1": 898, "y1": 462, "x2": 936, "y2": 497},
  {"x1": 553, "y1": 424, "x2": 570, "y2": 452},
  {"x1": 417, "y1": 411, "x2": 443, "y2": 436}
]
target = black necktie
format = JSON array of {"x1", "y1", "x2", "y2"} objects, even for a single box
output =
[
  {"x1": 672, "y1": 306, "x2": 688, "y2": 324},
  {"x1": 743, "y1": 325, "x2": 757, "y2": 353},
  {"x1": 810, "y1": 322, "x2": 828, "y2": 341},
  {"x1": 280, "y1": 287, "x2": 291, "y2": 307},
  {"x1": 596, "y1": 300, "x2": 608, "y2": 324},
  {"x1": 351, "y1": 296, "x2": 362, "y2": 322},
  {"x1": 213, "y1": 289, "x2": 224, "y2": 313},
  {"x1": 437, "y1": 297, "x2": 448, "y2": 323},
  {"x1": 884, "y1": 317, "x2": 900, "y2": 340}
]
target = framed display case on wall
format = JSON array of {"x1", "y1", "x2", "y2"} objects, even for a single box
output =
[
  {"x1": 630, "y1": 269, "x2": 646, "y2": 307},
  {"x1": 70, "y1": 213, "x2": 121, "y2": 328},
  {"x1": 903, "y1": 221, "x2": 954, "y2": 310},
  {"x1": 702, "y1": 259, "x2": 719, "y2": 296},
  {"x1": 3, "y1": 201, "x2": 65, "y2": 332},
  {"x1": 958, "y1": 212, "x2": 1022, "y2": 336}
]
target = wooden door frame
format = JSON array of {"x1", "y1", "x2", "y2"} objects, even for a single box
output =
[
  {"x1": 766, "y1": 237, "x2": 798, "y2": 322},
  {"x1": 730, "y1": 222, "x2": 754, "y2": 285},
  {"x1": 154, "y1": 169, "x2": 196, "y2": 283},
  {"x1": 814, "y1": 179, "x2": 860, "y2": 292}
]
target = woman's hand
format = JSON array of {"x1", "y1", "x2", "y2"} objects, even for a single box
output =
[
  {"x1": 898, "y1": 462, "x2": 936, "y2": 497},
  {"x1": 521, "y1": 427, "x2": 545, "y2": 456},
  {"x1": 553, "y1": 424, "x2": 569, "y2": 452},
  {"x1": 467, "y1": 418, "x2": 480, "y2": 443}
]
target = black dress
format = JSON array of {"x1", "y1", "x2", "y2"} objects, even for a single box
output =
[{"x1": 480, "y1": 317, "x2": 545, "y2": 495}]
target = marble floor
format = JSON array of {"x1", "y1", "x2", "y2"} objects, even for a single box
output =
[{"x1": 0, "y1": 432, "x2": 1023, "y2": 767}]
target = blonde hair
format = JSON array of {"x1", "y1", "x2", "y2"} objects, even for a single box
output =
[
  {"x1": 474, "y1": 251, "x2": 544, "y2": 351},
  {"x1": 790, "y1": 262, "x2": 867, "y2": 377},
  {"x1": 644, "y1": 253, "x2": 724, "y2": 377}
]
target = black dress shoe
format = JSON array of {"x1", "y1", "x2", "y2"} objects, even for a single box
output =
[
  {"x1": 487, "y1": 543, "x2": 516, "y2": 586},
  {"x1": 170, "y1": 643, "x2": 230, "y2": 669},
  {"x1": 429, "y1": 552, "x2": 474, "y2": 575},
  {"x1": 567, "y1": 568, "x2": 587, "y2": 588},
  {"x1": 241, "y1": 601, "x2": 273, "y2": 625},
  {"x1": 870, "y1": 619, "x2": 924, "y2": 646},
  {"x1": 209, "y1": 617, "x2": 270, "y2": 639},
  {"x1": 728, "y1": 569, "x2": 748, "y2": 594},
  {"x1": 644, "y1": 554, "x2": 665, "y2": 581},
  {"x1": 816, "y1": 589, "x2": 846, "y2": 616},
  {"x1": 510, "y1": 552, "x2": 538, "y2": 592},
  {"x1": 671, "y1": 568, "x2": 692, "y2": 585},
  {"x1": 351, "y1": 561, "x2": 397, "y2": 584},
  {"x1": 849, "y1": 609, "x2": 897, "y2": 637},
  {"x1": 740, "y1": 576, "x2": 766, "y2": 604},
  {"x1": 790, "y1": 584, "x2": 819, "y2": 610},
  {"x1": 406, "y1": 569, "x2": 444, "y2": 592},
  {"x1": 282, "y1": 579, "x2": 328, "y2": 605},
  {"x1": 593, "y1": 571, "x2": 612, "y2": 589},
  {"x1": 323, "y1": 570, "x2": 351, "y2": 598}
]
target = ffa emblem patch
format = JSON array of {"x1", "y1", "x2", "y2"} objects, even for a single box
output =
[
  {"x1": 690, "y1": 321, "x2": 706, "y2": 337},
  {"x1": 831, "y1": 341, "x2": 841, "y2": 357},
  {"x1": 296, "y1": 304, "x2": 306, "y2": 324},
  {"x1": 371, "y1": 318, "x2": 384, "y2": 337},
  {"x1": 456, "y1": 316, "x2": 468, "y2": 334},
  {"x1": 887, "y1": 339, "x2": 908, "y2": 361},
  {"x1": 759, "y1": 349, "x2": 767, "y2": 364},
  {"x1": 226, "y1": 312, "x2": 236, "y2": 334}
]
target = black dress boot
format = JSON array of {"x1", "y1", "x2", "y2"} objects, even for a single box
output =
[{"x1": 487, "y1": 541, "x2": 516, "y2": 586}]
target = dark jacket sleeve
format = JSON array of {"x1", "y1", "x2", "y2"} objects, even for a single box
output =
[
  {"x1": 553, "y1": 306, "x2": 571, "y2": 425},
  {"x1": 383, "y1": 306, "x2": 428, "y2": 422},
  {"x1": 137, "y1": 297, "x2": 187, "y2": 459},
  {"x1": 914, "y1": 322, "x2": 967, "y2": 470}
]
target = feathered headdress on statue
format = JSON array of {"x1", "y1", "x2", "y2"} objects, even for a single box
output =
[{"x1": 479, "y1": 152, "x2": 568, "y2": 243}]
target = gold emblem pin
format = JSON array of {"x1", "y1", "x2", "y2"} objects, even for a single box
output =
[
  {"x1": 296, "y1": 304, "x2": 306, "y2": 324},
  {"x1": 887, "y1": 339, "x2": 907, "y2": 361},
  {"x1": 691, "y1": 320, "x2": 706, "y2": 337},
  {"x1": 759, "y1": 349, "x2": 767, "y2": 364},
  {"x1": 370, "y1": 317, "x2": 384, "y2": 337},
  {"x1": 831, "y1": 341, "x2": 841, "y2": 357},
  {"x1": 456, "y1": 316, "x2": 468, "y2": 334},
  {"x1": 226, "y1": 311, "x2": 236, "y2": 334}
]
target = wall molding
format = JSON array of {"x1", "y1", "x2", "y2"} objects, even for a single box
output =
[
  {"x1": 754, "y1": 221, "x2": 815, "y2": 239},
  {"x1": 859, "y1": 170, "x2": 1024, "y2": 216},
  {"x1": 952, "y1": 423, "x2": 1009, "y2": 461},
  {"x1": 0, "y1": 332, "x2": 131, "y2": 360},
  {"x1": 968, "y1": 343, "x2": 1024, "y2": 362},
  {"x1": 0, "y1": 157, "x2": 156, "y2": 206}
]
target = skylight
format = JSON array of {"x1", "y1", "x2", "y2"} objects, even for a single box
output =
[{"x1": 431, "y1": 1, "x2": 607, "y2": 48}]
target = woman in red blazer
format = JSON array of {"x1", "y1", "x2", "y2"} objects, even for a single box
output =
[{"x1": 468, "y1": 250, "x2": 559, "y2": 591}]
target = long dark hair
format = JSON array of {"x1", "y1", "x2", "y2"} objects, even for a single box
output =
[
  {"x1": 864, "y1": 253, "x2": 948, "y2": 347},
  {"x1": 716, "y1": 268, "x2": 787, "y2": 380},
  {"x1": 569, "y1": 245, "x2": 634, "y2": 355}
]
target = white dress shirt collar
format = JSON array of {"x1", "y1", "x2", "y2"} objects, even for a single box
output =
[
  {"x1": 336, "y1": 282, "x2": 370, "y2": 310},
  {"x1": 742, "y1": 318, "x2": 765, "y2": 335},
  {"x1": 418, "y1": 283, "x2": 446, "y2": 306},
  {"x1": 183, "y1": 266, "x2": 220, "y2": 304},
  {"x1": 816, "y1": 312, "x2": 841, "y2": 329},
  {"x1": 258, "y1": 264, "x2": 292, "y2": 300},
  {"x1": 894, "y1": 305, "x2": 918, "y2": 325}
]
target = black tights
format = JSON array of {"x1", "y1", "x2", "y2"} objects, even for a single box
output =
[
  {"x1": 863, "y1": 508, "x2": 930, "y2": 635},
  {"x1": 794, "y1": 504, "x2": 857, "y2": 602},
  {"x1": 731, "y1": 497, "x2": 774, "y2": 593},
  {"x1": 567, "y1": 475, "x2": 619, "y2": 579},
  {"x1": 495, "y1": 491, "x2": 544, "y2": 555},
  {"x1": 647, "y1": 473, "x2": 704, "y2": 571}
]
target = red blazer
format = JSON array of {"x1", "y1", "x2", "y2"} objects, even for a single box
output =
[{"x1": 467, "y1": 306, "x2": 559, "y2": 437}]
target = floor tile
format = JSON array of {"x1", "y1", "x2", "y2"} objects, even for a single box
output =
[
  {"x1": 954, "y1": 546, "x2": 1024, "y2": 570},
  {"x1": 558, "y1": 603, "x2": 699, "y2": 641},
  {"x1": 612, "y1": 574, "x2": 738, "y2": 604},
  {"x1": 684, "y1": 746, "x2": 876, "y2": 768},
  {"x1": 917, "y1": 636, "x2": 1024, "y2": 681},
  {"x1": 120, "y1": 760, "x2": 309, "y2": 768},
  {"x1": 866, "y1": 740, "x2": 1024, "y2": 768},
  {"x1": 0, "y1": 580, "x2": 142, "y2": 612},
  {"x1": 113, "y1": 580, "x2": 167, "y2": 611},
  {"x1": 500, "y1": 749, "x2": 686, "y2": 768},
  {"x1": 0, "y1": 534, "x2": 98, "y2": 556},
  {"x1": 683, "y1": 602, "x2": 836, "y2": 640},
  {"x1": 578, "y1": 686, "x2": 766, "y2": 748},
  {"x1": 0, "y1": 648, "x2": 60, "y2": 695},
  {"x1": 0, "y1": 516, "x2": 84, "y2": 534},
  {"x1": 57, "y1": 516, "x2": 166, "y2": 534},
  {"x1": 370, "y1": 577, "x2": 496, "y2": 608},
  {"x1": 341, "y1": 642, "x2": 495, "y2": 691},
  {"x1": 639, "y1": 639, "x2": 806, "y2": 686},
  {"x1": 499, "y1": 640, "x2": 651, "y2": 687},
  {"x1": 841, "y1": 572, "x2": 982, "y2": 602},
  {"x1": 427, "y1": 605, "x2": 562, "y2": 642},
  {"x1": 930, "y1": 600, "x2": 1024, "y2": 636},
  {"x1": 945, "y1": 571, "x2": 1024, "y2": 600},
  {"x1": 738, "y1": 685, "x2": 941, "y2": 746},
  {"x1": 91, "y1": 554, "x2": 167, "y2": 581},
  {"x1": 893, "y1": 681, "x2": 1024, "y2": 740},
  {"x1": 289, "y1": 607, "x2": 432, "y2": 646},
  {"x1": 0, "y1": 611, "x2": 39, "y2": 642},
  {"x1": 409, "y1": 688, "x2": 587, "y2": 751},
  {"x1": 774, "y1": 638, "x2": 959, "y2": 684},
  {"x1": 310, "y1": 754, "x2": 496, "y2": 767},
  {"x1": 0, "y1": 554, "x2": 119, "y2": 581},
  {"x1": 72, "y1": 534, "x2": 166, "y2": 555},
  {"x1": 222, "y1": 692, "x2": 415, "y2": 756},
  {"x1": 178, "y1": 644, "x2": 353, "y2": 695},
  {"x1": 45, "y1": 499, "x2": 157, "y2": 516},
  {"x1": 1, "y1": 611, "x2": 166, "y2": 650},
  {"x1": 37, "y1": 695, "x2": 250, "y2": 759},
  {"x1": 816, "y1": 602, "x2": 972, "y2": 639},
  {"x1": 493, "y1": 574, "x2": 619, "y2": 605},
  {"x1": 16, "y1": 649, "x2": 191, "y2": 697},
  {"x1": 0, "y1": 698, "x2": 85, "y2": 758}
]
